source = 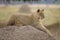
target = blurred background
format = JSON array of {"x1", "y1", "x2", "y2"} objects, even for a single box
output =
[{"x1": 0, "y1": 0, "x2": 60, "y2": 4}]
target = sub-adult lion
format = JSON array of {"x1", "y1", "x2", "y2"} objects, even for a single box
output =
[{"x1": 7, "y1": 9, "x2": 53, "y2": 37}]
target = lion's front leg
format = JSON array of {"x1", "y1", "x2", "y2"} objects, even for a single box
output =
[{"x1": 37, "y1": 20, "x2": 53, "y2": 37}]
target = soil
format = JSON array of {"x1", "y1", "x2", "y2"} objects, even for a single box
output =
[
  {"x1": 47, "y1": 23, "x2": 60, "y2": 40},
  {"x1": 0, "y1": 25, "x2": 55, "y2": 40}
]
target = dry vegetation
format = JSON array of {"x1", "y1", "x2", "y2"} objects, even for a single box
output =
[{"x1": 0, "y1": 5, "x2": 60, "y2": 27}]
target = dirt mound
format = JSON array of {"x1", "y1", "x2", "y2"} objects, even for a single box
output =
[
  {"x1": 47, "y1": 23, "x2": 60, "y2": 40},
  {"x1": 19, "y1": 4, "x2": 32, "y2": 13},
  {"x1": 0, "y1": 25, "x2": 55, "y2": 40}
]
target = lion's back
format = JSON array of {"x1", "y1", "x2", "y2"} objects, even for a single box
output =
[
  {"x1": 8, "y1": 13, "x2": 38, "y2": 26},
  {"x1": 13, "y1": 13, "x2": 33, "y2": 26}
]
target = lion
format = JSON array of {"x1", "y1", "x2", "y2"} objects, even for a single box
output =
[
  {"x1": 7, "y1": 9, "x2": 53, "y2": 37},
  {"x1": 7, "y1": 9, "x2": 44, "y2": 26}
]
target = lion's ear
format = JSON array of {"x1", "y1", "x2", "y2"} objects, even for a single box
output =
[
  {"x1": 41, "y1": 9, "x2": 44, "y2": 12},
  {"x1": 37, "y1": 9, "x2": 40, "y2": 13}
]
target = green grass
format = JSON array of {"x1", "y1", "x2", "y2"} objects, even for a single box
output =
[{"x1": 0, "y1": 6, "x2": 60, "y2": 26}]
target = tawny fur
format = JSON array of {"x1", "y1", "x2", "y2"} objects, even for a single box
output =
[
  {"x1": 7, "y1": 9, "x2": 53, "y2": 37},
  {"x1": 7, "y1": 13, "x2": 40, "y2": 26},
  {"x1": 7, "y1": 9, "x2": 44, "y2": 26}
]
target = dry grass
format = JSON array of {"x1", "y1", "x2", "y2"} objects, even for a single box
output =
[
  {"x1": 0, "y1": 5, "x2": 60, "y2": 26},
  {"x1": 42, "y1": 8, "x2": 60, "y2": 26},
  {"x1": 0, "y1": 6, "x2": 18, "y2": 22}
]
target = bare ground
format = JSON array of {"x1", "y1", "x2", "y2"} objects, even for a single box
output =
[
  {"x1": 0, "y1": 25, "x2": 55, "y2": 40},
  {"x1": 47, "y1": 23, "x2": 60, "y2": 40}
]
